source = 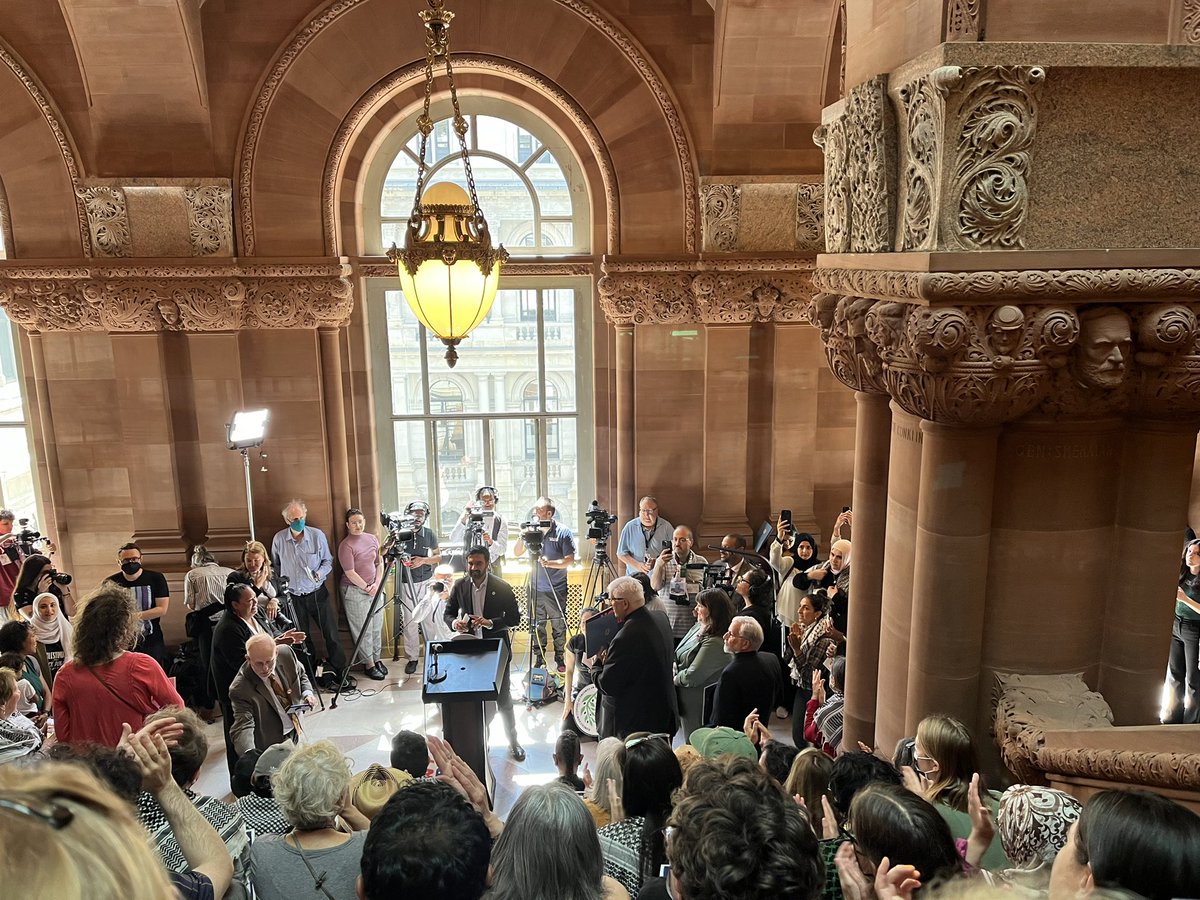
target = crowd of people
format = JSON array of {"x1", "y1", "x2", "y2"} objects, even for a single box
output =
[{"x1": 0, "y1": 497, "x2": 1197, "y2": 900}]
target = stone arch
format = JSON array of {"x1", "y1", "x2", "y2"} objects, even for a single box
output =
[
  {"x1": 236, "y1": 0, "x2": 698, "y2": 257},
  {"x1": 0, "y1": 37, "x2": 86, "y2": 257},
  {"x1": 327, "y1": 60, "x2": 616, "y2": 258}
]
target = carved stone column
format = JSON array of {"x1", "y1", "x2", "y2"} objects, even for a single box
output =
[
  {"x1": 698, "y1": 324, "x2": 752, "y2": 545},
  {"x1": 319, "y1": 326, "x2": 352, "y2": 546},
  {"x1": 1104, "y1": 419, "x2": 1200, "y2": 724},
  {"x1": 842, "y1": 390, "x2": 891, "y2": 749},
  {"x1": 614, "y1": 324, "x2": 635, "y2": 526},
  {"x1": 875, "y1": 405, "x2": 923, "y2": 750},
  {"x1": 904, "y1": 421, "x2": 999, "y2": 734}
]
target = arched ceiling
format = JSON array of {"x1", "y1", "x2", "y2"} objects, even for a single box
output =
[{"x1": 711, "y1": 0, "x2": 839, "y2": 175}]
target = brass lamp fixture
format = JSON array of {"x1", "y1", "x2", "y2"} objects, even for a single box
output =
[{"x1": 387, "y1": 0, "x2": 508, "y2": 368}]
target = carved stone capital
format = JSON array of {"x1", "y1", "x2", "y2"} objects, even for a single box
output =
[
  {"x1": 699, "y1": 181, "x2": 825, "y2": 253},
  {"x1": 597, "y1": 257, "x2": 815, "y2": 326},
  {"x1": 808, "y1": 266, "x2": 1200, "y2": 424},
  {"x1": 0, "y1": 260, "x2": 354, "y2": 332}
]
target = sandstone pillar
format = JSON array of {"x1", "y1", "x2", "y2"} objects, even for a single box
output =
[
  {"x1": 1104, "y1": 420, "x2": 1200, "y2": 723},
  {"x1": 318, "y1": 326, "x2": 352, "y2": 542},
  {"x1": 23, "y1": 331, "x2": 66, "y2": 570},
  {"x1": 614, "y1": 323, "x2": 635, "y2": 525},
  {"x1": 698, "y1": 324, "x2": 752, "y2": 545},
  {"x1": 904, "y1": 421, "x2": 999, "y2": 735},
  {"x1": 841, "y1": 390, "x2": 890, "y2": 749},
  {"x1": 874, "y1": 405, "x2": 923, "y2": 751}
]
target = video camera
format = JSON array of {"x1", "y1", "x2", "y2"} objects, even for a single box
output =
[
  {"x1": 585, "y1": 500, "x2": 617, "y2": 542},
  {"x1": 520, "y1": 519, "x2": 553, "y2": 554},
  {"x1": 6, "y1": 518, "x2": 52, "y2": 562},
  {"x1": 381, "y1": 511, "x2": 418, "y2": 558}
]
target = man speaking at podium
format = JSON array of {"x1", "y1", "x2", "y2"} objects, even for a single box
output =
[{"x1": 444, "y1": 546, "x2": 525, "y2": 761}]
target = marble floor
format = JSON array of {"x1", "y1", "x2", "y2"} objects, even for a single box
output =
[{"x1": 192, "y1": 653, "x2": 790, "y2": 817}]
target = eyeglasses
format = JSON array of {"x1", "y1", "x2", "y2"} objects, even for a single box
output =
[
  {"x1": 913, "y1": 753, "x2": 936, "y2": 775},
  {"x1": 624, "y1": 732, "x2": 670, "y2": 749},
  {"x1": 638, "y1": 507, "x2": 657, "y2": 513},
  {"x1": 0, "y1": 794, "x2": 75, "y2": 829}
]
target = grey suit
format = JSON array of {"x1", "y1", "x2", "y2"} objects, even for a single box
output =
[{"x1": 228, "y1": 645, "x2": 313, "y2": 757}]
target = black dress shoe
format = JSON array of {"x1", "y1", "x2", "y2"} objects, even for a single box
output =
[
  {"x1": 375, "y1": 661, "x2": 389, "y2": 676},
  {"x1": 404, "y1": 659, "x2": 419, "y2": 675},
  {"x1": 508, "y1": 742, "x2": 526, "y2": 762},
  {"x1": 365, "y1": 663, "x2": 386, "y2": 681}
]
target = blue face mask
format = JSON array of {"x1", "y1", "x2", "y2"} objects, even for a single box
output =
[{"x1": 290, "y1": 518, "x2": 306, "y2": 533}]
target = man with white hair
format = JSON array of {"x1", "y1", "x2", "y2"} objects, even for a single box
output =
[
  {"x1": 594, "y1": 575, "x2": 677, "y2": 739},
  {"x1": 709, "y1": 614, "x2": 782, "y2": 731},
  {"x1": 229, "y1": 634, "x2": 315, "y2": 757},
  {"x1": 271, "y1": 498, "x2": 347, "y2": 687}
]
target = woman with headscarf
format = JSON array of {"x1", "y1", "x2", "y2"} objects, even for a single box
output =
[
  {"x1": 770, "y1": 520, "x2": 823, "y2": 630},
  {"x1": 995, "y1": 784, "x2": 1082, "y2": 892},
  {"x1": 1164, "y1": 537, "x2": 1200, "y2": 724},
  {"x1": 802, "y1": 539, "x2": 851, "y2": 645},
  {"x1": 29, "y1": 591, "x2": 73, "y2": 684}
]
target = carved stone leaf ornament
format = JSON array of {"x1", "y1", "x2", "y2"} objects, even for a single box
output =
[
  {"x1": 597, "y1": 260, "x2": 815, "y2": 326},
  {"x1": 945, "y1": 66, "x2": 1046, "y2": 250},
  {"x1": 701, "y1": 184, "x2": 740, "y2": 252},
  {"x1": 846, "y1": 76, "x2": 896, "y2": 253},
  {"x1": 1182, "y1": 0, "x2": 1200, "y2": 44},
  {"x1": 795, "y1": 183, "x2": 826, "y2": 252},
  {"x1": 0, "y1": 264, "x2": 354, "y2": 332},
  {"x1": 945, "y1": 0, "x2": 984, "y2": 41},
  {"x1": 896, "y1": 67, "x2": 959, "y2": 251},
  {"x1": 184, "y1": 186, "x2": 234, "y2": 256},
  {"x1": 77, "y1": 186, "x2": 132, "y2": 258}
]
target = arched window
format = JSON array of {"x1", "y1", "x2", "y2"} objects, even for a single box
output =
[{"x1": 367, "y1": 99, "x2": 592, "y2": 546}]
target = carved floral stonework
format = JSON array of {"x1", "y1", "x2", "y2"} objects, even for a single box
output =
[
  {"x1": 945, "y1": 0, "x2": 984, "y2": 41},
  {"x1": 0, "y1": 261, "x2": 354, "y2": 332},
  {"x1": 816, "y1": 76, "x2": 896, "y2": 254},
  {"x1": 76, "y1": 186, "x2": 131, "y2": 258},
  {"x1": 597, "y1": 258, "x2": 814, "y2": 326},
  {"x1": 944, "y1": 66, "x2": 1045, "y2": 250},
  {"x1": 1179, "y1": 0, "x2": 1200, "y2": 44},
  {"x1": 183, "y1": 185, "x2": 234, "y2": 256},
  {"x1": 808, "y1": 266, "x2": 1200, "y2": 423},
  {"x1": 795, "y1": 183, "x2": 825, "y2": 252},
  {"x1": 700, "y1": 184, "x2": 740, "y2": 252},
  {"x1": 896, "y1": 70, "x2": 953, "y2": 250}
]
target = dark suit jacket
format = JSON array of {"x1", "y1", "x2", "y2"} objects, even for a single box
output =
[
  {"x1": 443, "y1": 574, "x2": 520, "y2": 641},
  {"x1": 710, "y1": 651, "x2": 782, "y2": 731},
  {"x1": 210, "y1": 611, "x2": 254, "y2": 703},
  {"x1": 228, "y1": 645, "x2": 312, "y2": 756},
  {"x1": 596, "y1": 605, "x2": 678, "y2": 739}
]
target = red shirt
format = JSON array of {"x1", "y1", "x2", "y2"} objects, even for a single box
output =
[{"x1": 52, "y1": 652, "x2": 183, "y2": 746}]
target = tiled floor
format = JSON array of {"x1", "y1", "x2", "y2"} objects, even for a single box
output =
[{"x1": 192, "y1": 655, "x2": 790, "y2": 817}]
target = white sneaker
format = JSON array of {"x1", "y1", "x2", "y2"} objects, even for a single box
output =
[{"x1": 776, "y1": 706, "x2": 790, "y2": 720}]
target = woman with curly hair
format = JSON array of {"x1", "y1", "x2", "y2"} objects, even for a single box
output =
[{"x1": 50, "y1": 583, "x2": 182, "y2": 745}]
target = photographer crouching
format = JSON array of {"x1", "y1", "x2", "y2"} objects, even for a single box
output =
[{"x1": 513, "y1": 497, "x2": 575, "y2": 673}]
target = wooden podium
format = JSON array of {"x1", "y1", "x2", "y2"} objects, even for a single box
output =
[{"x1": 421, "y1": 638, "x2": 509, "y2": 801}]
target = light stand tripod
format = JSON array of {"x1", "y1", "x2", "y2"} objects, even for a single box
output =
[{"x1": 276, "y1": 577, "x2": 326, "y2": 711}]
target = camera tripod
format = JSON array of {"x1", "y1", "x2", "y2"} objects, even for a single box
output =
[
  {"x1": 275, "y1": 579, "x2": 327, "y2": 712},
  {"x1": 582, "y1": 536, "x2": 618, "y2": 610},
  {"x1": 331, "y1": 542, "x2": 419, "y2": 707}
]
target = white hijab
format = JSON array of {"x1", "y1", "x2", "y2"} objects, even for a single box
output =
[{"x1": 29, "y1": 592, "x2": 73, "y2": 658}]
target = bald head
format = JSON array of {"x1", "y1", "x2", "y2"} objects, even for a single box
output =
[{"x1": 246, "y1": 634, "x2": 278, "y2": 679}]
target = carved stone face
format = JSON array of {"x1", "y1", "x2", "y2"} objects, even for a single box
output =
[{"x1": 1074, "y1": 309, "x2": 1132, "y2": 389}]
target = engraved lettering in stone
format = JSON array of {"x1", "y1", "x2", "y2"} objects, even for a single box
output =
[{"x1": 1014, "y1": 442, "x2": 1116, "y2": 460}]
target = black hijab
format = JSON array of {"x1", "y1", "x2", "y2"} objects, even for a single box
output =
[{"x1": 790, "y1": 532, "x2": 823, "y2": 591}]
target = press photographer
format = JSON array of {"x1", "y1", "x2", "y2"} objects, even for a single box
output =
[
  {"x1": 385, "y1": 501, "x2": 440, "y2": 675},
  {"x1": 513, "y1": 497, "x2": 575, "y2": 673},
  {"x1": 448, "y1": 486, "x2": 506, "y2": 573},
  {"x1": 0, "y1": 512, "x2": 66, "y2": 617},
  {"x1": 11, "y1": 553, "x2": 73, "y2": 620}
]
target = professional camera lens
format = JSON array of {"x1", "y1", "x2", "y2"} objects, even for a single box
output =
[{"x1": 50, "y1": 571, "x2": 72, "y2": 586}]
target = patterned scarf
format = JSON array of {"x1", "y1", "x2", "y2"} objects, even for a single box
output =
[
  {"x1": 998, "y1": 785, "x2": 1082, "y2": 868},
  {"x1": 813, "y1": 692, "x2": 844, "y2": 749}
]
